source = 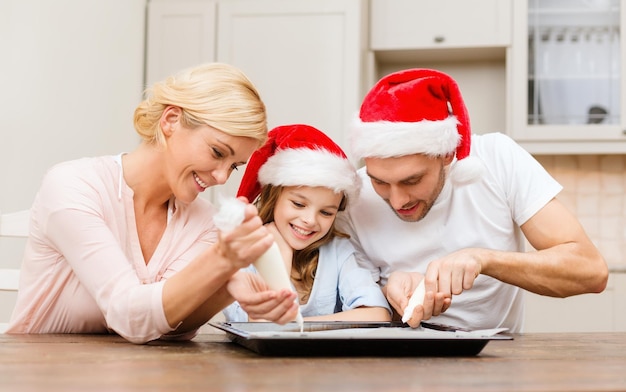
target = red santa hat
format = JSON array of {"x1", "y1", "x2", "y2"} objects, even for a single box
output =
[
  {"x1": 351, "y1": 68, "x2": 483, "y2": 184},
  {"x1": 237, "y1": 124, "x2": 360, "y2": 203}
]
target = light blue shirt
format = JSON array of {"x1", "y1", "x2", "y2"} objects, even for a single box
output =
[{"x1": 223, "y1": 237, "x2": 391, "y2": 321}]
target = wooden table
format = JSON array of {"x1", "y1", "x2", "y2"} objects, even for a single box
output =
[{"x1": 1, "y1": 332, "x2": 625, "y2": 391}]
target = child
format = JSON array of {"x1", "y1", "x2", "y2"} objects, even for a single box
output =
[{"x1": 223, "y1": 124, "x2": 391, "y2": 322}]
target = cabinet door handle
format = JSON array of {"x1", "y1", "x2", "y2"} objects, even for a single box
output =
[{"x1": 433, "y1": 35, "x2": 445, "y2": 43}]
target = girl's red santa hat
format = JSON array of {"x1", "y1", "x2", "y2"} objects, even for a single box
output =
[
  {"x1": 351, "y1": 68, "x2": 484, "y2": 184},
  {"x1": 237, "y1": 124, "x2": 360, "y2": 202}
]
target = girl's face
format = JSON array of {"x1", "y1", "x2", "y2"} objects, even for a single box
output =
[
  {"x1": 164, "y1": 108, "x2": 259, "y2": 204},
  {"x1": 273, "y1": 186, "x2": 343, "y2": 250}
]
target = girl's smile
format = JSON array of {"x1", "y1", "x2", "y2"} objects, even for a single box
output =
[{"x1": 273, "y1": 186, "x2": 343, "y2": 250}]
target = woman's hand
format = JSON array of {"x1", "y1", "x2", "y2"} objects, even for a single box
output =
[
  {"x1": 226, "y1": 270, "x2": 299, "y2": 324},
  {"x1": 216, "y1": 198, "x2": 274, "y2": 270}
]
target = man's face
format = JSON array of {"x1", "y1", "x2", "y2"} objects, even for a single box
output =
[{"x1": 365, "y1": 154, "x2": 452, "y2": 222}]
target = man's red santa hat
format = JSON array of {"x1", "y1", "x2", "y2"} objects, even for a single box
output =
[
  {"x1": 351, "y1": 68, "x2": 484, "y2": 184},
  {"x1": 238, "y1": 124, "x2": 360, "y2": 202}
]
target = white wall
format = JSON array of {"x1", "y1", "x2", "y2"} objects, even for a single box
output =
[
  {"x1": 0, "y1": 0, "x2": 146, "y2": 213},
  {"x1": 0, "y1": 0, "x2": 146, "y2": 327}
]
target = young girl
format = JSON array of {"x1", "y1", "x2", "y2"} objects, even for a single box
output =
[{"x1": 223, "y1": 124, "x2": 391, "y2": 322}]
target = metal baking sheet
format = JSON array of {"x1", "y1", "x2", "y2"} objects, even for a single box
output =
[{"x1": 209, "y1": 321, "x2": 513, "y2": 357}]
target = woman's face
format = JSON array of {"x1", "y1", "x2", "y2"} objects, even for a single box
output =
[
  {"x1": 165, "y1": 114, "x2": 259, "y2": 204},
  {"x1": 272, "y1": 186, "x2": 343, "y2": 250}
]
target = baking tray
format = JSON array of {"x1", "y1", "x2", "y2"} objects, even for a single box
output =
[{"x1": 209, "y1": 321, "x2": 512, "y2": 357}]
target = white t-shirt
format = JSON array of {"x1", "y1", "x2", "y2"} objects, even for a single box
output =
[{"x1": 337, "y1": 133, "x2": 562, "y2": 332}]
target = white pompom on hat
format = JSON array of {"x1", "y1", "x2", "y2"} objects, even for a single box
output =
[
  {"x1": 351, "y1": 68, "x2": 484, "y2": 185},
  {"x1": 237, "y1": 124, "x2": 360, "y2": 202}
]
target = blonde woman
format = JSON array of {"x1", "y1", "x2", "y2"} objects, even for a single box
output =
[{"x1": 7, "y1": 63, "x2": 286, "y2": 343}]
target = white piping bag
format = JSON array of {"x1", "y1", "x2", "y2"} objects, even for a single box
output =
[
  {"x1": 402, "y1": 279, "x2": 425, "y2": 324},
  {"x1": 214, "y1": 197, "x2": 304, "y2": 332}
]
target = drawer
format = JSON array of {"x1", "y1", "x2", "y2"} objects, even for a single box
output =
[{"x1": 370, "y1": 0, "x2": 512, "y2": 50}]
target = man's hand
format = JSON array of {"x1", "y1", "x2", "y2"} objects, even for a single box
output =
[
  {"x1": 384, "y1": 270, "x2": 452, "y2": 328},
  {"x1": 398, "y1": 248, "x2": 482, "y2": 326},
  {"x1": 424, "y1": 248, "x2": 482, "y2": 298}
]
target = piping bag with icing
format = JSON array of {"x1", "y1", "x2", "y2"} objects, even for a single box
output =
[
  {"x1": 214, "y1": 197, "x2": 304, "y2": 332},
  {"x1": 402, "y1": 279, "x2": 426, "y2": 324}
]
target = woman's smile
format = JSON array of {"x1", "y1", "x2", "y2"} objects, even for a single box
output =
[{"x1": 193, "y1": 172, "x2": 209, "y2": 191}]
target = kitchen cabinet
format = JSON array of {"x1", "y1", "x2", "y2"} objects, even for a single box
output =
[
  {"x1": 509, "y1": 0, "x2": 626, "y2": 154},
  {"x1": 370, "y1": 0, "x2": 511, "y2": 51},
  {"x1": 368, "y1": 0, "x2": 512, "y2": 139},
  {"x1": 146, "y1": 0, "x2": 217, "y2": 88},
  {"x1": 523, "y1": 272, "x2": 626, "y2": 332}
]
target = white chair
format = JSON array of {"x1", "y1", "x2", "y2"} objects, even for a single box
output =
[{"x1": 0, "y1": 209, "x2": 30, "y2": 333}]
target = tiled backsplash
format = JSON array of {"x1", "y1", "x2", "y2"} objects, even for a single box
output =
[{"x1": 533, "y1": 154, "x2": 626, "y2": 271}]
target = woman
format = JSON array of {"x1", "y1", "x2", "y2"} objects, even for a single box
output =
[
  {"x1": 223, "y1": 124, "x2": 391, "y2": 322},
  {"x1": 7, "y1": 63, "x2": 296, "y2": 343}
]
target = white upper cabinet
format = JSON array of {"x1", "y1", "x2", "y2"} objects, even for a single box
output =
[
  {"x1": 368, "y1": 0, "x2": 511, "y2": 141},
  {"x1": 509, "y1": 0, "x2": 626, "y2": 154},
  {"x1": 146, "y1": 0, "x2": 217, "y2": 87},
  {"x1": 370, "y1": 0, "x2": 511, "y2": 50}
]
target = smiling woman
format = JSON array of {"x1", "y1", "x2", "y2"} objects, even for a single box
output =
[{"x1": 4, "y1": 63, "x2": 294, "y2": 344}]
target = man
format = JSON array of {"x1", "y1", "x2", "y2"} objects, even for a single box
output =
[{"x1": 337, "y1": 68, "x2": 608, "y2": 332}]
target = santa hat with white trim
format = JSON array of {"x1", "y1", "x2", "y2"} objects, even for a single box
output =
[
  {"x1": 351, "y1": 68, "x2": 484, "y2": 184},
  {"x1": 237, "y1": 124, "x2": 360, "y2": 203}
]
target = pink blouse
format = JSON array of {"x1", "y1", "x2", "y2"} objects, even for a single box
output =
[{"x1": 7, "y1": 156, "x2": 218, "y2": 343}]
